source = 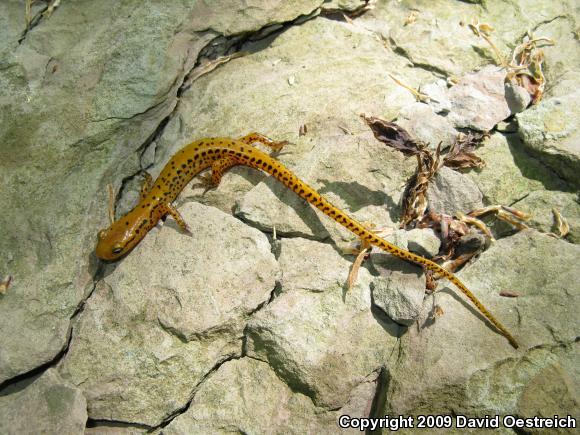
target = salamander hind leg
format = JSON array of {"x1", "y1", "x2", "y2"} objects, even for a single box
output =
[
  {"x1": 159, "y1": 203, "x2": 192, "y2": 235},
  {"x1": 140, "y1": 171, "x2": 154, "y2": 200},
  {"x1": 194, "y1": 157, "x2": 239, "y2": 191},
  {"x1": 238, "y1": 132, "x2": 288, "y2": 152}
]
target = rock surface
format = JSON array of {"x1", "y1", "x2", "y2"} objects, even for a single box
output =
[
  {"x1": 406, "y1": 228, "x2": 441, "y2": 258},
  {"x1": 246, "y1": 237, "x2": 398, "y2": 410},
  {"x1": 161, "y1": 358, "x2": 337, "y2": 434},
  {"x1": 0, "y1": 0, "x2": 578, "y2": 433},
  {"x1": 58, "y1": 203, "x2": 278, "y2": 427},
  {"x1": 385, "y1": 231, "x2": 579, "y2": 418},
  {"x1": 0, "y1": 369, "x2": 87, "y2": 435}
]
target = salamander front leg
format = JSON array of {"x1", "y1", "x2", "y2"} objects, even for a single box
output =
[
  {"x1": 140, "y1": 171, "x2": 154, "y2": 200},
  {"x1": 238, "y1": 132, "x2": 288, "y2": 152},
  {"x1": 160, "y1": 203, "x2": 192, "y2": 235}
]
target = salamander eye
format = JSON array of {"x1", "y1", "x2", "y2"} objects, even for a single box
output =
[{"x1": 112, "y1": 245, "x2": 123, "y2": 255}]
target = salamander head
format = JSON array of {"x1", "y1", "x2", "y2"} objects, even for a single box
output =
[{"x1": 96, "y1": 207, "x2": 151, "y2": 261}]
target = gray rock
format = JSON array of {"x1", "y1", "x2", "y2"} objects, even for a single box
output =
[
  {"x1": 86, "y1": 428, "x2": 147, "y2": 435},
  {"x1": 456, "y1": 230, "x2": 487, "y2": 256},
  {"x1": 0, "y1": 0, "x2": 213, "y2": 385},
  {"x1": 505, "y1": 82, "x2": 531, "y2": 114},
  {"x1": 246, "y1": 237, "x2": 398, "y2": 409},
  {"x1": 513, "y1": 190, "x2": 580, "y2": 244},
  {"x1": 517, "y1": 93, "x2": 580, "y2": 188},
  {"x1": 161, "y1": 358, "x2": 337, "y2": 434},
  {"x1": 277, "y1": 238, "x2": 350, "y2": 293},
  {"x1": 321, "y1": 0, "x2": 368, "y2": 13},
  {"x1": 407, "y1": 228, "x2": 441, "y2": 257},
  {"x1": 58, "y1": 203, "x2": 278, "y2": 426},
  {"x1": 467, "y1": 133, "x2": 565, "y2": 207},
  {"x1": 384, "y1": 231, "x2": 579, "y2": 417},
  {"x1": 371, "y1": 262, "x2": 426, "y2": 326},
  {"x1": 397, "y1": 102, "x2": 458, "y2": 150},
  {"x1": 421, "y1": 79, "x2": 452, "y2": 114},
  {"x1": 189, "y1": 0, "x2": 323, "y2": 36},
  {"x1": 428, "y1": 166, "x2": 484, "y2": 215},
  {"x1": 447, "y1": 66, "x2": 511, "y2": 131},
  {"x1": 232, "y1": 126, "x2": 414, "y2": 241},
  {"x1": 1, "y1": 0, "x2": 578, "y2": 430},
  {"x1": 0, "y1": 369, "x2": 87, "y2": 435},
  {"x1": 368, "y1": 230, "x2": 426, "y2": 325}
]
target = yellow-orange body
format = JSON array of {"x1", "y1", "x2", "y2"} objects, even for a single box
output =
[{"x1": 96, "y1": 133, "x2": 518, "y2": 348}]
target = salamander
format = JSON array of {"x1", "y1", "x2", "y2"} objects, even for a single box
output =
[{"x1": 96, "y1": 132, "x2": 518, "y2": 348}]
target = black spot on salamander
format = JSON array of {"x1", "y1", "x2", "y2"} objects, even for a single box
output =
[
  {"x1": 181, "y1": 164, "x2": 187, "y2": 168},
  {"x1": 272, "y1": 168, "x2": 278, "y2": 174},
  {"x1": 267, "y1": 164, "x2": 273, "y2": 170},
  {"x1": 177, "y1": 170, "x2": 182, "y2": 175},
  {"x1": 187, "y1": 159, "x2": 193, "y2": 163},
  {"x1": 256, "y1": 159, "x2": 262, "y2": 165},
  {"x1": 201, "y1": 152, "x2": 206, "y2": 157},
  {"x1": 125, "y1": 221, "x2": 129, "y2": 225},
  {"x1": 305, "y1": 192, "x2": 312, "y2": 198},
  {"x1": 250, "y1": 157, "x2": 255, "y2": 162}
]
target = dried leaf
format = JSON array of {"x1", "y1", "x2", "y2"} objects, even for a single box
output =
[
  {"x1": 347, "y1": 246, "x2": 370, "y2": 290},
  {"x1": 506, "y1": 33, "x2": 555, "y2": 104},
  {"x1": 434, "y1": 305, "x2": 445, "y2": 318},
  {"x1": 552, "y1": 208, "x2": 570, "y2": 238},
  {"x1": 468, "y1": 205, "x2": 530, "y2": 232},
  {"x1": 468, "y1": 17, "x2": 507, "y2": 67},
  {"x1": 0, "y1": 275, "x2": 12, "y2": 295},
  {"x1": 404, "y1": 10, "x2": 418, "y2": 26},
  {"x1": 457, "y1": 212, "x2": 495, "y2": 242},
  {"x1": 338, "y1": 124, "x2": 353, "y2": 135},
  {"x1": 441, "y1": 252, "x2": 477, "y2": 273},
  {"x1": 499, "y1": 290, "x2": 520, "y2": 298},
  {"x1": 362, "y1": 115, "x2": 424, "y2": 155},
  {"x1": 501, "y1": 205, "x2": 531, "y2": 221},
  {"x1": 43, "y1": 0, "x2": 61, "y2": 18},
  {"x1": 400, "y1": 145, "x2": 442, "y2": 226},
  {"x1": 425, "y1": 270, "x2": 437, "y2": 293},
  {"x1": 443, "y1": 132, "x2": 488, "y2": 171},
  {"x1": 388, "y1": 74, "x2": 433, "y2": 103},
  {"x1": 418, "y1": 211, "x2": 471, "y2": 261}
]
